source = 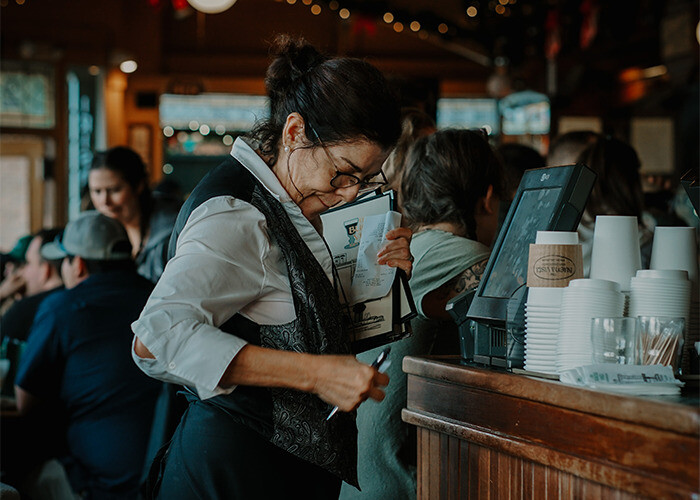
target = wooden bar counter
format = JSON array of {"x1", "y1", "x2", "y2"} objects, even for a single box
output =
[{"x1": 402, "y1": 356, "x2": 700, "y2": 499}]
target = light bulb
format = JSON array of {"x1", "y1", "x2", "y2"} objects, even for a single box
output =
[{"x1": 187, "y1": 0, "x2": 237, "y2": 14}]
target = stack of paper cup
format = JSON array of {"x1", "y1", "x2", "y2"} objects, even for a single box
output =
[
  {"x1": 650, "y1": 226, "x2": 699, "y2": 372},
  {"x1": 590, "y1": 215, "x2": 642, "y2": 293},
  {"x1": 629, "y1": 270, "x2": 691, "y2": 322},
  {"x1": 524, "y1": 231, "x2": 581, "y2": 374},
  {"x1": 557, "y1": 278, "x2": 625, "y2": 373},
  {"x1": 629, "y1": 268, "x2": 693, "y2": 373}
]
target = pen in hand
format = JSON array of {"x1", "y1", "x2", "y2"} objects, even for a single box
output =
[{"x1": 326, "y1": 346, "x2": 391, "y2": 421}]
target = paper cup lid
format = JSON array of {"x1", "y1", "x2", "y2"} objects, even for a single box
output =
[{"x1": 636, "y1": 269, "x2": 688, "y2": 280}]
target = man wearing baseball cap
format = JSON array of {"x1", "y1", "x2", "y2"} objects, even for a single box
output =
[{"x1": 12, "y1": 211, "x2": 162, "y2": 499}]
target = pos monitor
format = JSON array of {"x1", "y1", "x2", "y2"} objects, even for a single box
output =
[{"x1": 448, "y1": 163, "x2": 596, "y2": 367}]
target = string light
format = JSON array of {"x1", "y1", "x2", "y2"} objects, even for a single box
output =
[
  {"x1": 163, "y1": 126, "x2": 175, "y2": 137},
  {"x1": 495, "y1": 4, "x2": 505, "y2": 14},
  {"x1": 119, "y1": 60, "x2": 138, "y2": 73},
  {"x1": 306, "y1": 1, "x2": 483, "y2": 51}
]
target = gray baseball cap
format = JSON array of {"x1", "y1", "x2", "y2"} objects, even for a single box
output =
[{"x1": 41, "y1": 211, "x2": 132, "y2": 261}]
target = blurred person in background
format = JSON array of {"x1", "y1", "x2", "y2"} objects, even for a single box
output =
[
  {"x1": 495, "y1": 142, "x2": 546, "y2": 228},
  {"x1": 575, "y1": 135, "x2": 654, "y2": 275},
  {"x1": 0, "y1": 235, "x2": 33, "y2": 313},
  {"x1": 1, "y1": 228, "x2": 64, "y2": 344},
  {"x1": 13, "y1": 211, "x2": 161, "y2": 500},
  {"x1": 547, "y1": 130, "x2": 599, "y2": 168},
  {"x1": 88, "y1": 146, "x2": 180, "y2": 284},
  {"x1": 1, "y1": 228, "x2": 65, "y2": 398}
]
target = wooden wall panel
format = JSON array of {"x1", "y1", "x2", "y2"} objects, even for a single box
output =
[{"x1": 416, "y1": 429, "x2": 667, "y2": 500}]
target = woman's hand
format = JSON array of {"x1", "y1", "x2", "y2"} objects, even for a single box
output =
[
  {"x1": 377, "y1": 227, "x2": 414, "y2": 278},
  {"x1": 311, "y1": 354, "x2": 390, "y2": 413},
  {"x1": 218, "y1": 346, "x2": 388, "y2": 413}
]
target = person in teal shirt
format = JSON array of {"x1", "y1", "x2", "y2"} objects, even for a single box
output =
[{"x1": 341, "y1": 129, "x2": 505, "y2": 499}]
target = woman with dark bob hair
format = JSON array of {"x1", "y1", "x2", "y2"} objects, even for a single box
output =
[
  {"x1": 401, "y1": 128, "x2": 505, "y2": 331},
  {"x1": 341, "y1": 130, "x2": 504, "y2": 500},
  {"x1": 131, "y1": 35, "x2": 412, "y2": 498},
  {"x1": 88, "y1": 146, "x2": 180, "y2": 283}
]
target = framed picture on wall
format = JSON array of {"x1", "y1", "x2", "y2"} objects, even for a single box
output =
[{"x1": 128, "y1": 123, "x2": 152, "y2": 169}]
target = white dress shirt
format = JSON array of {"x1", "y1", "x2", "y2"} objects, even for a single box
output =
[{"x1": 131, "y1": 137, "x2": 333, "y2": 400}]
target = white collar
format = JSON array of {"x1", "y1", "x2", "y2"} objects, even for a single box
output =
[{"x1": 230, "y1": 137, "x2": 293, "y2": 204}]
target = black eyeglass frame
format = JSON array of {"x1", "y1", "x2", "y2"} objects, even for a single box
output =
[{"x1": 309, "y1": 126, "x2": 388, "y2": 191}]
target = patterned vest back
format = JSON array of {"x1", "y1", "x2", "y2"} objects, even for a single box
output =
[{"x1": 168, "y1": 156, "x2": 358, "y2": 486}]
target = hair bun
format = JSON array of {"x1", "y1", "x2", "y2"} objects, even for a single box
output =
[{"x1": 265, "y1": 35, "x2": 326, "y2": 96}]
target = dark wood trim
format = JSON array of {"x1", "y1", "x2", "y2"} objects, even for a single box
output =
[{"x1": 403, "y1": 356, "x2": 699, "y2": 499}]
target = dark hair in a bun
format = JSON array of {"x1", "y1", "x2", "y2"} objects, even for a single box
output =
[{"x1": 250, "y1": 34, "x2": 401, "y2": 163}]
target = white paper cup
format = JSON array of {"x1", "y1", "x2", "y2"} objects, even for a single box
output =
[
  {"x1": 526, "y1": 287, "x2": 564, "y2": 306},
  {"x1": 650, "y1": 226, "x2": 698, "y2": 286},
  {"x1": 535, "y1": 231, "x2": 580, "y2": 245},
  {"x1": 567, "y1": 278, "x2": 621, "y2": 293},
  {"x1": 589, "y1": 215, "x2": 642, "y2": 292}
]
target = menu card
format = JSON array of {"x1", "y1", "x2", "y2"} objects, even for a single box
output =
[{"x1": 320, "y1": 190, "x2": 416, "y2": 353}]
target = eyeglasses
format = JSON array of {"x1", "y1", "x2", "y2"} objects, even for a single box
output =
[{"x1": 310, "y1": 126, "x2": 388, "y2": 191}]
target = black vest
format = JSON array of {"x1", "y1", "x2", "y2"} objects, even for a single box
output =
[{"x1": 168, "y1": 156, "x2": 358, "y2": 486}]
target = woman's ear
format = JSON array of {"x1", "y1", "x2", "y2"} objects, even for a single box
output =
[
  {"x1": 282, "y1": 112, "x2": 308, "y2": 149},
  {"x1": 477, "y1": 185, "x2": 497, "y2": 215}
]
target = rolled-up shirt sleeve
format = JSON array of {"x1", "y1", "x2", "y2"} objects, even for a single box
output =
[{"x1": 131, "y1": 196, "x2": 271, "y2": 400}]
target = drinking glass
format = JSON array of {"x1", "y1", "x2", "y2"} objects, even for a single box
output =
[
  {"x1": 636, "y1": 316, "x2": 685, "y2": 375},
  {"x1": 590, "y1": 317, "x2": 638, "y2": 364}
]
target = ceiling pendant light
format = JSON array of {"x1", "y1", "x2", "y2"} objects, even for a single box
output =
[{"x1": 187, "y1": 0, "x2": 237, "y2": 14}]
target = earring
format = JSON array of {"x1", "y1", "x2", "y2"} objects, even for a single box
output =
[{"x1": 284, "y1": 145, "x2": 290, "y2": 152}]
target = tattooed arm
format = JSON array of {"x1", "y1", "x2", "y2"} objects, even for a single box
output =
[{"x1": 420, "y1": 258, "x2": 488, "y2": 321}]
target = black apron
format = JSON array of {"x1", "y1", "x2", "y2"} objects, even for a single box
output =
[{"x1": 145, "y1": 156, "x2": 358, "y2": 498}]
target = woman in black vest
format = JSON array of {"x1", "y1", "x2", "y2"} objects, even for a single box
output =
[{"x1": 131, "y1": 35, "x2": 412, "y2": 499}]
